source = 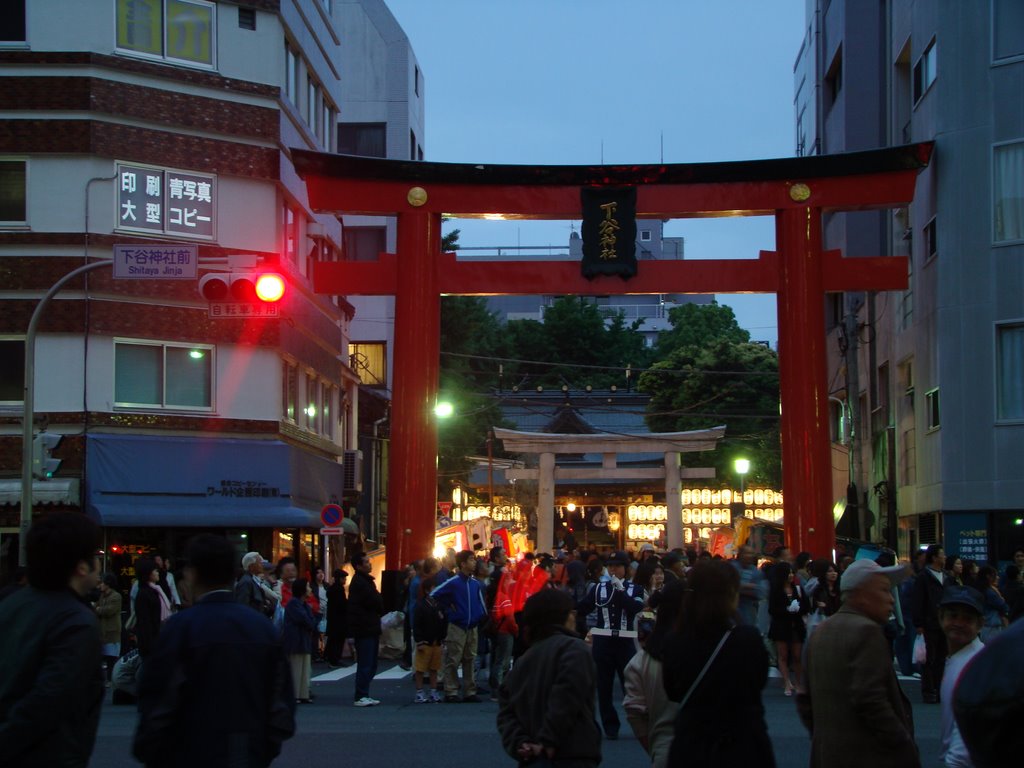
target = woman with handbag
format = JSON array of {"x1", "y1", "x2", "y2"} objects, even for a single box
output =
[
  {"x1": 767, "y1": 560, "x2": 810, "y2": 696},
  {"x1": 661, "y1": 561, "x2": 775, "y2": 767}
]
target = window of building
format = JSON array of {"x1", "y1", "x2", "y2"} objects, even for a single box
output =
[
  {"x1": 901, "y1": 237, "x2": 914, "y2": 330},
  {"x1": 640, "y1": 230, "x2": 651, "y2": 242},
  {"x1": 343, "y1": 226, "x2": 386, "y2": 262},
  {"x1": 338, "y1": 123, "x2": 386, "y2": 158},
  {"x1": 115, "y1": 0, "x2": 216, "y2": 69},
  {"x1": 350, "y1": 342, "x2": 387, "y2": 387},
  {"x1": 114, "y1": 340, "x2": 213, "y2": 409},
  {"x1": 319, "y1": 0, "x2": 331, "y2": 14},
  {"x1": 0, "y1": 1, "x2": 26, "y2": 42},
  {"x1": 997, "y1": 323, "x2": 1024, "y2": 420},
  {"x1": 285, "y1": 44, "x2": 299, "y2": 106},
  {"x1": 418, "y1": 145, "x2": 424, "y2": 162},
  {"x1": 282, "y1": 360, "x2": 297, "y2": 422},
  {"x1": 900, "y1": 427, "x2": 916, "y2": 486},
  {"x1": 829, "y1": 398, "x2": 846, "y2": 444},
  {"x1": 825, "y1": 48, "x2": 842, "y2": 107},
  {"x1": 285, "y1": 205, "x2": 298, "y2": 263},
  {"x1": 410, "y1": 129, "x2": 417, "y2": 161},
  {"x1": 414, "y1": 65, "x2": 420, "y2": 97},
  {"x1": 323, "y1": 385, "x2": 335, "y2": 440},
  {"x1": 925, "y1": 387, "x2": 940, "y2": 430},
  {"x1": 913, "y1": 39, "x2": 937, "y2": 104},
  {"x1": 994, "y1": 140, "x2": 1024, "y2": 243},
  {"x1": 0, "y1": 339, "x2": 25, "y2": 402},
  {"x1": 238, "y1": 7, "x2": 255, "y2": 30},
  {"x1": 322, "y1": 103, "x2": 335, "y2": 152},
  {"x1": 924, "y1": 217, "x2": 937, "y2": 261},
  {"x1": 993, "y1": 0, "x2": 1024, "y2": 62},
  {"x1": 0, "y1": 159, "x2": 27, "y2": 224},
  {"x1": 305, "y1": 375, "x2": 319, "y2": 431}
]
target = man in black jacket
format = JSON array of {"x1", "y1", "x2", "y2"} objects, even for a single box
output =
[
  {"x1": 0, "y1": 512, "x2": 104, "y2": 768},
  {"x1": 910, "y1": 544, "x2": 950, "y2": 703},
  {"x1": 497, "y1": 588, "x2": 600, "y2": 767},
  {"x1": 234, "y1": 550, "x2": 276, "y2": 617},
  {"x1": 348, "y1": 552, "x2": 383, "y2": 707},
  {"x1": 133, "y1": 535, "x2": 296, "y2": 767}
]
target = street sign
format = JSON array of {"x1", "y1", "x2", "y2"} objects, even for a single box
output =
[
  {"x1": 438, "y1": 501, "x2": 453, "y2": 515},
  {"x1": 113, "y1": 244, "x2": 198, "y2": 279},
  {"x1": 208, "y1": 302, "x2": 279, "y2": 319},
  {"x1": 320, "y1": 527, "x2": 342, "y2": 536},
  {"x1": 321, "y1": 504, "x2": 343, "y2": 527}
]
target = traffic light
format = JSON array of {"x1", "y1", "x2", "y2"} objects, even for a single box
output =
[
  {"x1": 31, "y1": 432, "x2": 62, "y2": 480},
  {"x1": 198, "y1": 271, "x2": 286, "y2": 303}
]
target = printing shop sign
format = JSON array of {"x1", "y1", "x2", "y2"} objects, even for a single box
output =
[{"x1": 116, "y1": 162, "x2": 216, "y2": 240}]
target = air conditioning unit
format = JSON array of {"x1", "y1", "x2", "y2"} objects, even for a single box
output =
[{"x1": 343, "y1": 449, "x2": 363, "y2": 493}]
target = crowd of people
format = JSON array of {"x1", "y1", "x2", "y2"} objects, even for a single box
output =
[{"x1": 1, "y1": 511, "x2": 1022, "y2": 767}]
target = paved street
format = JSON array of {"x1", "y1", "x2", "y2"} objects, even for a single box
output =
[{"x1": 90, "y1": 660, "x2": 943, "y2": 767}]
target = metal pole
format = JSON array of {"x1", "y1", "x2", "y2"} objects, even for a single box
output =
[
  {"x1": 487, "y1": 430, "x2": 495, "y2": 511},
  {"x1": 20, "y1": 260, "x2": 113, "y2": 566}
]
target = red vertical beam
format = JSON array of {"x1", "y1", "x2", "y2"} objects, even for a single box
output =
[
  {"x1": 776, "y1": 207, "x2": 836, "y2": 559},
  {"x1": 385, "y1": 209, "x2": 440, "y2": 571}
]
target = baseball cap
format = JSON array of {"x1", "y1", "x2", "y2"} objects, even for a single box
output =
[
  {"x1": 839, "y1": 557, "x2": 910, "y2": 594},
  {"x1": 939, "y1": 585, "x2": 984, "y2": 615},
  {"x1": 606, "y1": 551, "x2": 631, "y2": 566}
]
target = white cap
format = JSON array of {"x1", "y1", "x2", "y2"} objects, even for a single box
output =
[{"x1": 839, "y1": 558, "x2": 910, "y2": 594}]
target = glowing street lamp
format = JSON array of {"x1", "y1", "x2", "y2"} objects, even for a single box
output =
[
  {"x1": 734, "y1": 458, "x2": 750, "y2": 493},
  {"x1": 434, "y1": 401, "x2": 454, "y2": 418}
]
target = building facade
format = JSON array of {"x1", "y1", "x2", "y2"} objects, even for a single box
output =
[
  {"x1": 795, "y1": 0, "x2": 1024, "y2": 563},
  {"x1": 0, "y1": 0, "x2": 367, "y2": 581}
]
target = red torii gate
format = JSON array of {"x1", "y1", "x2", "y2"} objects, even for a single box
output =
[{"x1": 293, "y1": 144, "x2": 932, "y2": 572}]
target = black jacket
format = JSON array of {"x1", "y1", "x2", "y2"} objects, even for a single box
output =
[
  {"x1": 134, "y1": 582, "x2": 164, "y2": 657},
  {"x1": 910, "y1": 568, "x2": 949, "y2": 632},
  {"x1": 325, "y1": 581, "x2": 348, "y2": 637},
  {"x1": 663, "y1": 624, "x2": 775, "y2": 767},
  {"x1": 0, "y1": 587, "x2": 104, "y2": 768},
  {"x1": 347, "y1": 571, "x2": 382, "y2": 638},
  {"x1": 234, "y1": 573, "x2": 271, "y2": 616},
  {"x1": 497, "y1": 627, "x2": 601, "y2": 766},
  {"x1": 133, "y1": 591, "x2": 296, "y2": 768}
]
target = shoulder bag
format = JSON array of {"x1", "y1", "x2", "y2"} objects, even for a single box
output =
[{"x1": 678, "y1": 628, "x2": 733, "y2": 710}]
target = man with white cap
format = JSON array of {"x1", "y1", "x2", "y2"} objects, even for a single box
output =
[{"x1": 796, "y1": 557, "x2": 920, "y2": 768}]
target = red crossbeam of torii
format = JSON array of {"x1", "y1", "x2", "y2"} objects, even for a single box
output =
[{"x1": 294, "y1": 144, "x2": 933, "y2": 573}]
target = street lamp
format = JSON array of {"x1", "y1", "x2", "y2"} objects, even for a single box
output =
[
  {"x1": 434, "y1": 401, "x2": 454, "y2": 418},
  {"x1": 734, "y1": 458, "x2": 750, "y2": 493}
]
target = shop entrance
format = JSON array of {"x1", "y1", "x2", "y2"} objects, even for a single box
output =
[{"x1": 294, "y1": 143, "x2": 932, "y2": 570}]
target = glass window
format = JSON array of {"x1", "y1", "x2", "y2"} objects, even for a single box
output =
[
  {"x1": 994, "y1": 0, "x2": 1024, "y2": 61},
  {"x1": 305, "y1": 376, "x2": 319, "y2": 431},
  {"x1": 338, "y1": 123, "x2": 386, "y2": 158},
  {"x1": 283, "y1": 360, "x2": 297, "y2": 421},
  {"x1": 0, "y1": 159, "x2": 26, "y2": 223},
  {"x1": 285, "y1": 205, "x2": 297, "y2": 262},
  {"x1": 997, "y1": 324, "x2": 1024, "y2": 420},
  {"x1": 924, "y1": 217, "x2": 937, "y2": 260},
  {"x1": 115, "y1": 0, "x2": 215, "y2": 68},
  {"x1": 925, "y1": 388, "x2": 940, "y2": 430},
  {"x1": 343, "y1": 226, "x2": 386, "y2": 262},
  {"x1": 0, "y1": 339, "x2": 25, "y2": 402},
  {"x1": 0, "y1": 1, "x2": 26, "y2": 42},
  {"x1": 285, "y1": 45, "x2": 299, "y2": 105},
  {"x1": 350, "y1": 342, "x2": 387, "y2": 387},
  {"x1": 995, "y1": 141, "x2": 1024, "y2": 243},
  {"x1": 238, "y1": 7, "x2": 255, "y2": 31},
  {"x1": 913, "y1": 39, "x2": 937, "y2": 103},
  {"x1": 114, "y1": 341, "x2": 213, "y2": 409}
]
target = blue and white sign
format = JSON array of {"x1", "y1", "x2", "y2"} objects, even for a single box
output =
[{"x1": 113, "y1": 244, "x2": 198, "y2": 279}]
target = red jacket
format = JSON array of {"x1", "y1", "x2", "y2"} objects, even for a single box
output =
[{"x1": 491, "y1": 568, "x2": 518, "y2": 635}]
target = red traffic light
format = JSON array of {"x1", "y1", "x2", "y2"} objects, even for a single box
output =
[{"x1": 199, "y1": 271, "x2": 286, "y2": 303}]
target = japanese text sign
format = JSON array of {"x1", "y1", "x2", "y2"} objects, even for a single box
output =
[{"x1": 117, "y1": 163, "x2": 216, "y2": 240}]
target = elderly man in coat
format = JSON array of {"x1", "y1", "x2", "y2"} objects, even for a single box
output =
[{"x1": 796, "y1": 558, "x2": 920, "y2": 768}]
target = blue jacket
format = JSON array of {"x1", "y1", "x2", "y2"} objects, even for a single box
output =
[
  {"x1": 133, "y1": 591, "x2": 296, "y2": 768},
  {"x1": 282, "y1": 598, "x2": 318, "y2": 655},
  {"x1": 430, "y1": 573, "x2": 487, "y2": 630}
]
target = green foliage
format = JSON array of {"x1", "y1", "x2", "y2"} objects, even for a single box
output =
[
  {"x1": 639, "y1": 339, "x2": 781, "y2": 486},
  {"x1": 502, "y1": 297, "x2": 654, "y2": 389},
  {"x1": 654, "y1": 301, "x2": 749, "y2": 358}
]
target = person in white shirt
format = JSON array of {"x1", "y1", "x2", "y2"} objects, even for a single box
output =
[{"x1": 938, "y1": 585, "x2": 986, "y2": 768}]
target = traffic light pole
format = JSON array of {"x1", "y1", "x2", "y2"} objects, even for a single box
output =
[{"x1": 20, "y1": 260, "x2": 113, "y2": 566}]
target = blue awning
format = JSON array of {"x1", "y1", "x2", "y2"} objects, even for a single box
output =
[
  {"x1": 89, "y1": 503, "x2": 321, "y2": 528},
  {"x1": 86, "y1": 434, "x2": 343, "y2": 528}
]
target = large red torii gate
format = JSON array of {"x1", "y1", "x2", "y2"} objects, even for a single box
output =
[{"x1": 293, "y1": 144, "x2": 932, "y2": 572}]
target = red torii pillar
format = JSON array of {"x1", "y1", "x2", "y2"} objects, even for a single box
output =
[{"x1": 294, "y1": 144, "x2": 932, "y2": 571}]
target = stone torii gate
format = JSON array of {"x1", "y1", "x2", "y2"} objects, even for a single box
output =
[
  {"x1": 494, "y1": 426, "x2": 725, "y2": 551},
  {"x1": 293, "y1": 143, "x2": 932, "y2": 572}
]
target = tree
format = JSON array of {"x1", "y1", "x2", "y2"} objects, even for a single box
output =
[
  {"x1": 502, "y1": 297, "x2": 653, "y2": 390},
  {"x1": 639, "y1": 339, "x2": 781, "y2": 487},
  {"x1": 654, "y1": 300, "x2": 749, "y2": 358}
]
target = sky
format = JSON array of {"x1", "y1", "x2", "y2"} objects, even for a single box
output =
[{"x1": 384, "y1": 0, "x2": 809, "y2": 347}]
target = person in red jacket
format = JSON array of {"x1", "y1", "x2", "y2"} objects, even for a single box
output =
[{"x1": 488, "y1": 549, "x2": 518, "y2": 699}]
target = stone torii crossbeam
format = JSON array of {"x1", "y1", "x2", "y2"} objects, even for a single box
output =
[{"x1": 293, "y1": 143, "x2": 932, "y2": 572}]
